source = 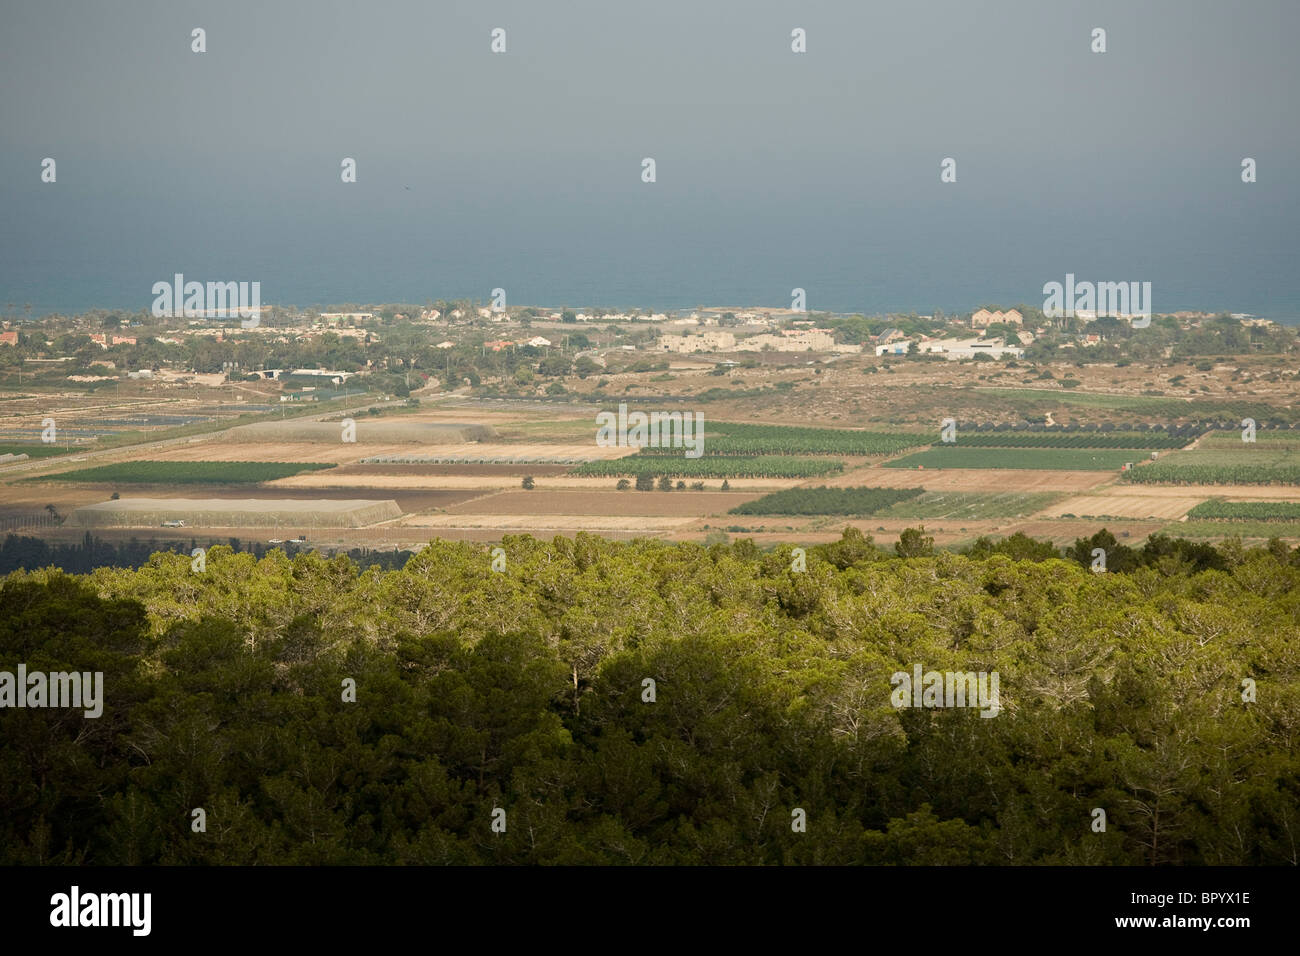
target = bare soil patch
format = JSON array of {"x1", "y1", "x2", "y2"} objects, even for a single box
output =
[
  {"x1": 825, "y1": 466, "x2": 1114, "y2": 493},
  {"x1": 1041, "y1": 495, "x2": 1207, "y2": 520},
  {"x1": 449, "y1": 490, "x2": 760, "y2": 516},
  {"x1": 402, "y1": 514, "x2": 696, "y2": 533}
]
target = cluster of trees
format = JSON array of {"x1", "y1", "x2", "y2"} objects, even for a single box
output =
[
  {"x1": 0, "y1": 312, "x2": 607, "y2": 393},
  {"x1": 615, "y1": 477, "x2": 714, "y2": 491},
  {"x1": 0, "y1": 532, "x2": 414, "y2": 576},
  {"x1": 818, "y1": 309, "x2": 1295, "y2": 366},
  {"x1": 1020, "y1": 315, "x2": 1295, "y2": 364},
  {"x1": 2, "y1": 528, "x2": 1296, "y2": 865}
]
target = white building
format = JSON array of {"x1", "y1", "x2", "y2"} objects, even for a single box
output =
[
  {"x1": 875, "y1": 340, "x2": 914, "y2": 356},
  {"x1": 289, "y1": 368, "x2": 354, "y2": 384},
  {"x1": 917, "y1": 338, "x2": 1023, "y2": 360}
]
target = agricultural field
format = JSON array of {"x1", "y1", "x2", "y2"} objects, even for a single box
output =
[
  {"x1": 228, "y1": 421, "x2": 498, "y2": 443},
  {"x1": 72, "y1": 496, "x2": 401, "y2": 529},
  {"x1": 444, "y1": 490, "x2": 760, "y2": 517},
  {"x1": 876, "y1": 491, "x2": 1063, "y2": 520},
  {"x1": 971, "y1": 388, "x2": 1282, "y2": 422},
  {"x1": 6, "y1": 355, "x2": 1300, "y2": 552},
  {"x1": 945, "y1": 431, "x2": 1189, "y2": 449},
  {"x1": 1040, "y1": 494, "x2": 1205, "y2": 521},
  {"x1": 571, "y1": 455, "x2": 844, "y2": 479},
  {"x1": 883, "y1": 447, "x2": 1140, "y2": 471},
  {"x1": 33, "y1": 461, "x2": 337, "y2": 484},
  {"x1": 827, "y1": 466, "x2": 1112, "y2": 493},
  {"x1": 401, "y1": 513, "x2": 697, "y2": 534},
  {"x1": 637, "y1": 422, "x2": 926, "y2": 457},
  {"x1": 0, "y1": 443, "x2": 75, "y2": 460},
  {"x1": 1161, "y1": 520, "x2": 1300, "y2": 540},
  {"x1": 1198, "y1": 429, "x2": 1300, "y2": 448},
  {"x1": 143, "y1": 441, "x2": 628, "y2": 467},
  {"x1": 1123, "y1": 446, "x2": 1300, "y2": 485},
  {"x1": 1186, "y1": 500, "x2": 1300, "y2": 520},
  {"x1": 729, "y1": 486, "x2": 924, "y2": 516}
]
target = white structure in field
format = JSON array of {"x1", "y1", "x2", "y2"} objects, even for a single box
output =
[
  {"x1": 875, "y1": 340, "x2": 913, "y2": 356},
  {"x1": 917, "y1": 338, "x2": 1024, "y2": 360}
]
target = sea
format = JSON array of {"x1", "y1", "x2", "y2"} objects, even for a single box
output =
[{"x1": 2, "y1": 190, "x2": 1297, "y2": 324}]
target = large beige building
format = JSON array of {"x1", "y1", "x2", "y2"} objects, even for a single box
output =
[
  {"x1": 657, "y1": 331, "x2": 737, "y2": 353},
  {"x1": 735, "y1": 329, "x2": 838, "y2": 352},
  {"x1": 971, "y1": 308, "x2": 1023, "y2": 329}
]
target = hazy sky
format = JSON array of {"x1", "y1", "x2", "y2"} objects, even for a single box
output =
[{"x1": 2, "y1": 0, "x2": 1297, "y2": 316}]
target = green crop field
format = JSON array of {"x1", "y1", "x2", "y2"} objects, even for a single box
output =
[
  {"x1": 1122, "y1": 446, "x2": 1300, "y2": 485},
  {"x1": 878, "y1": 491, "x2": 1063, "y2": 520},
  {"x1": 729, "y1": 486, "x2": 923, "y2": 516},
  {"x1": 883, "y1": 446, "x2": 1137, "y2": 471},
  {"x1": 947, "y1": 432, "x2": 1186, "y2": 449},
  {"x1": 33, "y1": 461, "x2": 338, "y2": 484},
  {"x1": 0, "y1": 443, "x2": 76, "y2": 460},
  {"x1": 635, "y1": 422, "x2": 926, "y2": 457},
  {"x1": 571, "y1": 455, "x2": 844, "y2": 479},
  {"x1": 1186, "y1": 500, "x2": 1300, "y2": 520},
  {"x1": 1199, "y1": 430, "x2": 1300, "y2": 449},
  {"x1": 972, "y1": 388, "x2": 1290, "y2": 422},
  {"x1": 1161, "y1": 520, "x2": 1300, "y2": 539}
]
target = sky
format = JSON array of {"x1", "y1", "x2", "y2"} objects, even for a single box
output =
[{"x1": 1, "y1": 0, "x2": 1297, "y2": 318}]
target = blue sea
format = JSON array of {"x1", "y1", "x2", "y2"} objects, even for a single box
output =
[{"x1": 3, "y1": 180, "x2": 1297, "y2": 324}]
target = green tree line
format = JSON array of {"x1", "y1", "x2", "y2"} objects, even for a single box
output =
[{"x1": 1, "y1": 529, "x2": 1297, "y2": 865}]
